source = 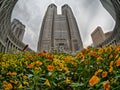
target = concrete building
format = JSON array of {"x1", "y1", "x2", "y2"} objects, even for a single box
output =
[
  {"x1": 105, "y1": 31, "x2": 112, "y2": 39},
  {"x1": 11, "y1": 19, "x2": 25, "y2": 41},
  {"x1": 100, "y1": 0, "x2": 120, "y2": 46},
  {"x1": 91, "y1": 26, "x2": 106, "y2": 47},
  {"x1": 0, "y1": 0, "x2": 32, "y2": 53},
  {"x1": 37, "y1": 4, "x2": 83, "y2": 53}
]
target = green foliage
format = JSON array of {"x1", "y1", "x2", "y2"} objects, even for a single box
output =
[{"x1": 0, "y1": 45, "x2": 120, "y2": 90}]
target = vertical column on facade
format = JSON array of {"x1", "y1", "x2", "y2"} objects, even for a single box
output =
[
  {"x1": 62, "y1": 5, "x2": 72, "y2": 52},
  {"x1": 8, "y1": 41, "x2": 11, "y2": 52},
  {"x1": 0, "y1": 44, "x2": 2, "y2": 52},
  {"x1": 5, "y1": 39, "x2": 8, "y2": 53},
  {"x1": 1, "y1": 46, "x2": 5, "y2": 53}
]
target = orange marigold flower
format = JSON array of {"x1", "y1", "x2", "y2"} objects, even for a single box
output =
[
  {"x1": 109, "y1": 67, "x2": 113, "y2": 72},
  {"x1": 110, "y1": 61, "x2": 114, "y2": 67},
  {"x1": 102, "y1": 71, "x2": 108, "y2": 78},
  {"x1": 4, "y1": 83, "x2": 13, "y2": 89},
  {"x1": 97, "y1": 56, "x2": 104, "y2": 60},
  {"x1": 38, "y1": 52, "x2": 46, "y2": 57},
  {"x1": 81, "y1": 49, "x2": 87, "y2": 54},
  {"x1": 7, "y1": 72, "x2": 11, "y2": 75},
  {"x1": 26, "y1": 63, "x2": 35, "y2": 68},
  {"x1": 7, "y1": 72, "x2": 17, "y2": 76},
  {"x1": 103, "y1": 81, "x2": 110, "y2": 90},
  {"x1": 47, "y1": 55, "x2": 53, "y2": 60},
  {"x1": 45, "y1": 79, "x2": 51, "y2": 87},
  {"x1": 89, "y1": 52, "x2": 95, "y2": 57},
  {"x1": 85, "y1": 61, "x2": 89, "y2": 64},
  {"x1": 89, "y1": 75, "x2": 100, "y2": 86},
  {"x1": 116, "y1": 58, "x2": 120, "y2": 67},
  {"x1": 11, "y1": 72, "x2": 17, "y2": 76},
  {"x1": 47, "y1": 65, "x2": 54, "y2": 71},
  {"x1": 109, "y1": 55, "x2": 113, "y2": 59}
]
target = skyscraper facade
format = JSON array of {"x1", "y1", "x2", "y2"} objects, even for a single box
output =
[
  {"x1": 37, "y1": 4, "x2": 83, "y2": 53},
  {"x1": 91, "y1": 26, "x2": 106, "y2": 47},
  {"x1": 11, "y1": 19, "x2": 25, "y2": 41}
]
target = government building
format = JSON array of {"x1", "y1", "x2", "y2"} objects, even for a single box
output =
[{"x1": 37, "y1": 4, "x2": 83, "y2": 53}]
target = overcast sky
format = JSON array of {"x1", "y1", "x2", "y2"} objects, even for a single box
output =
[{"x1": 12, "y1": 0, "x2": 115, "y2": 51}]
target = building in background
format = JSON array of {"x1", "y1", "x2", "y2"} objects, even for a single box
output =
[
  {"x1": 37, "y1": 4, "x2": 83, "y2": 53},
  {"x1": 91, "y1": 26, "x2": 106, "y2": 47},
  {"x1": 100, "y1": 0, "x2": 120, "y2": 46},
  {"x1": 105, "y1": 31, "x2": 112, "y2": 39},
  {"x1": 11, "y1": 19, "x2": 25, "y2": 41}
]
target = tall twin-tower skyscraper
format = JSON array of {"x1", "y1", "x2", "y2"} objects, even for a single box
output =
[{"x1": 37, "y1": 4, "x2": 83, "y2": 53}]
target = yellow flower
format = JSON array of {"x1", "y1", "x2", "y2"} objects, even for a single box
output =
[
  {"x1": 98, "y1": 69, "x2": 103, "y2": 73},
  {"x1": 45, "y1": 79, "x2": 51, "y2": 87},
  {"x1": 9, "y1": 80, "x2": 14, "y2": 83},
  {"x1": 63, "y1": 67, "x2": 69, "y2": 72},
  {"x1": 103, "y1": 81, "x2": 110, "y2": 90},
  {"x1": 35, "y1": 61, "x2": 42, "y2": 66},
  {"x1": 89, "y1": 75, "x2": 100, "y2": 86},
  {"x1": 3, "y1": 81, "x2": 8, "y2": 85},
  {"x1": 14, "y1": 80, "x2": 18, "y2": 84},
  {"x1": 34, "y1": 67, "x2": 40, "y2": 71},
  {"x1": 23, "y1": 81, "x2": 29, "y2": 85},
  {"x1": 97, "y1": 57, "x2": 103, "y2": 60},
  {"x1": 23, "y1": 75, "x2": 28, "y2": 79},
  {"x1": 66, "y1": 77, "x2": 71, "y2": 84},
  {"x1": 18, "y1": 84, "x2": 23, "y2": 89},
  {"x1": 116, "y1": 58, "x2": 120, "y2": 67},
  {"x1": 102, "y1": 71, "x2": 108, "y2": 78},
  {"x1": 94, "y1": 69, "x2": 103, "y2": 76}
]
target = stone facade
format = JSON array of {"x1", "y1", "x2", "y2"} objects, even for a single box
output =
[
  {"x1": 91, "y1": 26, "x2": 113, "y2": 47},
  {"x1": 11, "y1": 19, "x2": 25, "y2": 41},
  {"x1": 37, "y1": 4, "x2": 83, "y2": 53},
  {"x1": 100, "y1": 0, "x2": 120, "y2": 46},
  {"x1": 105, "y1": 31, "x2": 112, "y2": 39},
  {"x1": 0, "y1": 0, "x2": 32, "y2": 53},
  {"x1": 91, "y1": 26, "x2": 106, "y2": 47}
]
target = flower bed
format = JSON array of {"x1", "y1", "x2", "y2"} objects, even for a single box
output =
[{"x1": 0, "y1": 45, "x2": 120, "y2": 90}]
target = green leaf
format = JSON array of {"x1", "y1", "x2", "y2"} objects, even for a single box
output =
[{"x1": 70, "y1": 82, "x2": 84, "y2": 88}]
